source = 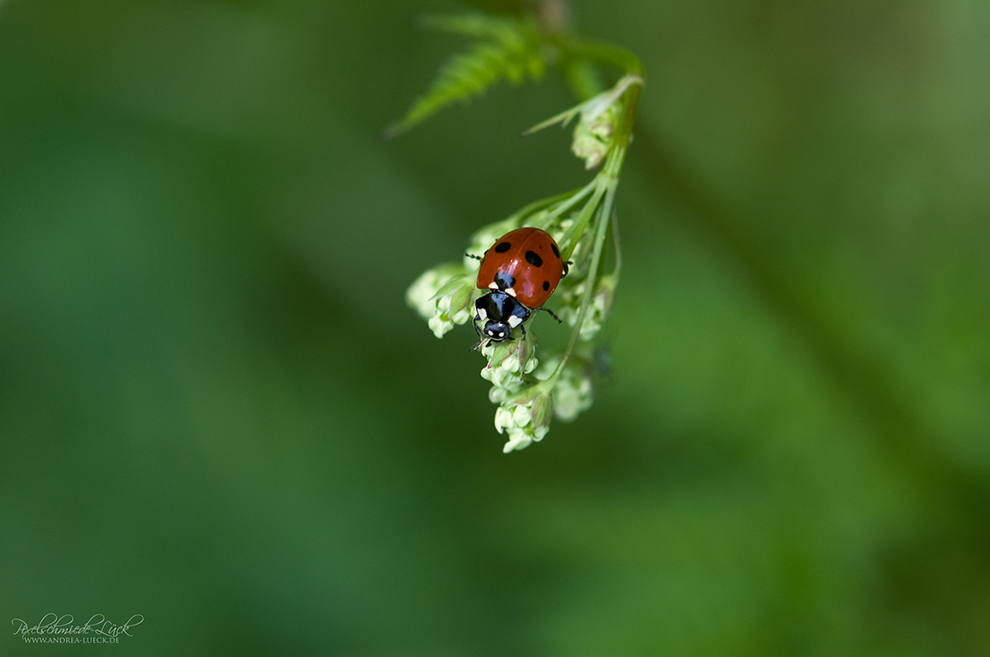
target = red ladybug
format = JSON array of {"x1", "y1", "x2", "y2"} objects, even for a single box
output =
[{"x1": 470, "y1": 227, "x2": 566, "y2": 346}]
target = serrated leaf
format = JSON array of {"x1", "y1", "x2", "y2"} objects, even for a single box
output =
[{"x1": 383, "y1": 15, "x2": 546, "y2": 139}]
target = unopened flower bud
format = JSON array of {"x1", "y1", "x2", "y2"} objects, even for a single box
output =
[
  {"x1": 495, "y1": 399, "x2": 550, "y2": 453},
  {"x1": 406, "y1": 264, "x2": 475, "y2": 338}
]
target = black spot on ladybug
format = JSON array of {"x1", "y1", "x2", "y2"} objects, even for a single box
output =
[
  {"x1": 551, "y1": 243, "x2": 560, "y2": 259},
  {"x1": 542, "y1": 281, "x2": 550, "y2": 291},
  {"x1": 494, "y1": 242, "x2": 512, "y2": 253},
  {"x1": 525, "y1": 251, "x2": 543, "y2": 267}
]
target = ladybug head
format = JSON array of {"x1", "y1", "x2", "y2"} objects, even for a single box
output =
[
  {"x1": 482, "y1": 319, "x2": 513, "y2": 342},
  {"x1": 474, "y1": 291, "x2": 531, "y2": 346}
]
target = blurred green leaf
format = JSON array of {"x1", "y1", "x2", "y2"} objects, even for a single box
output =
[{"x1": 383, "y1": 14, "x2": 546, "y2": 138}]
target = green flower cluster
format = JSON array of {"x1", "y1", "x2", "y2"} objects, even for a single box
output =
[
  {"x1": 406, "y1": 76, "x2": 641, "y2": 452},
  {"x1": 406, "y1": 76, "x2": 642, "y2": 452},
  {"x1": 572, "y1": 102, "x2": 618, "y2": 169}
]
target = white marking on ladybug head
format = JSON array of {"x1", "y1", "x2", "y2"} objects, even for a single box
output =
[
  {"x1": 507, "y1": 315, "x2": 523, "y2": 328},
  {"x1": 505, "y1": 287, "x2": 517, "y2": 298},
  {"x1": 488, "y1": 282, "x2": 499, "y2": 290}
]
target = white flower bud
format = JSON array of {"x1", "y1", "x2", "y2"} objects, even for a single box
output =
[
  {"x1": 572, "y1": 109, "x2": 616, "y2": 170},
  {"x1": 552, "y1": 367, "x2": 593, "y2": 422},
  {"x1": 405, "y1": 264, "x2": 475, "y2": 338},
  {"x1": 535, "y1": 356, "x2": 594, "y2": 423},
  {"x1": 495, "y1": 399, "x2": 550, "y2": 453},
  {"x1": 555, "y1": 272, "x2": 617, "y2": 342}
]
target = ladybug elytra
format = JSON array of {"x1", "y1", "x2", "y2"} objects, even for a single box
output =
[{"x1": 470, "y1": 227, "x2": 567, "y2": 346}]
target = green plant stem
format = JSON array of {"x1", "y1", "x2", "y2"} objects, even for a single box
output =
[
  {"x1": 539, "y1": 33, "x2": 644, "y2": 390},
  {"x1": 560, "y1": 182, "x2": 607, "y2": 261},
  {"x1": 541, "y1": 179, "x2": 598, "y2": 227},
  {"x1": 570, "y1": 188, "x2": 614, "y2": 339},
  {"x1": 555, "y1": 36, "x2": 644, "y2": 81},
  {"x1": 508, "y1": 183, "x2": 589, "y2": 225}
]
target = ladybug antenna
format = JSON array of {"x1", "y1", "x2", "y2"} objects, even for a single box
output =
[{"x1": 465, "y1": 252, "x2": 483, "y2": 261}]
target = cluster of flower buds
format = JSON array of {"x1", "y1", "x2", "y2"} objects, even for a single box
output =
[
  {"x1": 406, "y1": 264, "x2": 475, "y2": 339},
  {"x1": 406, "y1": 209, "x2": 604, "y2": 453},
  {"x1": 406, "y1": 75, "x2": 642, "y2": 452},
  {"x1": 572, "y1": 102, "x2": 618, "y2": 169}
]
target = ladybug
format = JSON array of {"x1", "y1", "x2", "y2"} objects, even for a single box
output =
[{"x1": 469, "y1": 227, "x2": 567, "y2": 346}]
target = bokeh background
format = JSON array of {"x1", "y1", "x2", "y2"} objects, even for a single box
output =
[{"x1": 2, "y1": 0, "x2": 988, "y2": 655}]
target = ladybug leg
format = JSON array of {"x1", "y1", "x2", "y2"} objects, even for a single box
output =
[
  {"x1": 534, "y1": 307, "x2": 562, "y2": 324},
  {"x1": 562, "y1": 260, "x2": 572, "y2": 277},
  {"x1": 470, "y1": 308, "x2": 487, "y2": 350},
  {"x1": 471, "y1": 321, "x2": 487, "y2": 351}
]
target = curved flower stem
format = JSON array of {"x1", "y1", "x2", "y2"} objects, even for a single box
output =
[
  {"x1": 541, "y1": 179, "x2": 598, "y2": 226},
  {"x1": 560, "y1": 182, "x2": 607, "y2": 261},
  {"x1": 542, "y1": 42, "x2": 642, "y2": 387},
  {"x1": 566, "y1": 186, "x2": 615, "y2": 346},
  {"x1": 508, "y1": 181, "x2": 593, "y2": 225},
  {"x1": 610, "y1": 206, "x2": 622, "y2": 279},
  {"x1": 573, "y1": 41, "x2": 644, "y2": 79}
]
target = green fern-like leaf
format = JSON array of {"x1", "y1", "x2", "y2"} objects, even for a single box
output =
[{"x1": 384, "y1": 15, "x2": 546, "y2": 139}]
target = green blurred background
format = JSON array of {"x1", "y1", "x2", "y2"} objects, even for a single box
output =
[{"x1": 1, "y1": 0, "x2": 988, "y2": 655}]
